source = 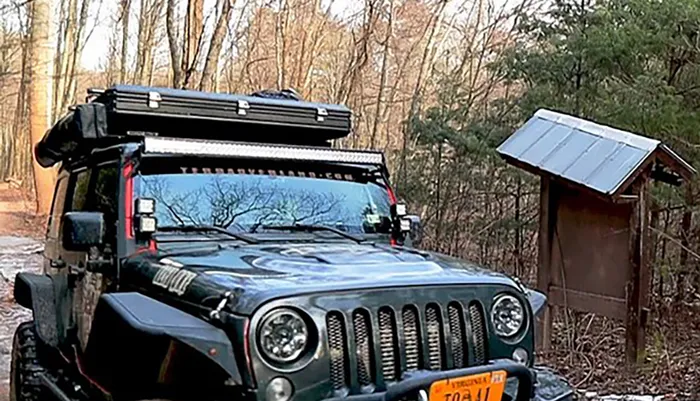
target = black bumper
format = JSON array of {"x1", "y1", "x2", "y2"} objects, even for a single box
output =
[{"x1": 323, "y1": 360, "x2": 573, "y2": 401}]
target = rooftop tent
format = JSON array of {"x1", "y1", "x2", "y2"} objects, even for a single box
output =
[
  {"x1": 35, "y1": 86, "x2": 354, "y2": 167},
  {"x1": 497, "y1": 109, "x2": 695, "y2": 198}
]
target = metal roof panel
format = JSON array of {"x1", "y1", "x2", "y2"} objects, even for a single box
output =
[
  {"x1": 563, "y1": 139, "x2": 621, "y2": 188},
  {"x1": 497, "y1": 109, "x2": 660, "y2": 195},
  {"x1": 518, "y1": 123, "x2": 574, "y2": 166},
  {"x1": 585, "y1": 145, "x2": 648, "y2": 193}
]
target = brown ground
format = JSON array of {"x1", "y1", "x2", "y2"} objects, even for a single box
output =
[
  {"x1": 0, "y1": 184, "x2": 44, "y2": 401},
  {"x1": 0, "y1": 183, "x2": 45, "y2": 239},
  {"x1": 538, "y1": 301, "x2": 700, "y2": 400}
]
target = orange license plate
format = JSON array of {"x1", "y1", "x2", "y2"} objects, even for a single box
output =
[{"x1": 429, "y1": 370, "x2": 507, "y2": 401}]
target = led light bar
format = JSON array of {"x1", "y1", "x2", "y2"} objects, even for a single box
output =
[{"x1": 143, "y1": 137, "x2": 385, "y2": 165}]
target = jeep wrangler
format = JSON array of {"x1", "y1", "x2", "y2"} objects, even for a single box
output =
[{"x1": 10, "y1": 85, "x2": 573, "y2": 401}]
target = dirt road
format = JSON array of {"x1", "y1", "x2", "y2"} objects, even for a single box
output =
[
  {"x1": 0, "y1": 236, "x2": 43, "y2": 400},
  {"x1": 0, "y1": 185, "x2": 44, "y2": 400}
]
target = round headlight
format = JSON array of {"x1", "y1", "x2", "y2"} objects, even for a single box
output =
[
  {"x1": 491, "y1": 294, "x2": 525, "y2": 337},
  {"x1": 259, "y1": 309, "x2": 309, "y2": 363}
]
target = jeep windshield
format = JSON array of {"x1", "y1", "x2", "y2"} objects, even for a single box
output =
[{"x1": 133, "y1": 157, "x2": 394, "y2": 238}]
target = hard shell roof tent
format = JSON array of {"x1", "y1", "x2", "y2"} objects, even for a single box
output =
[{"x1": 35, "y1": 85, "x2": 353, "y2": 168}]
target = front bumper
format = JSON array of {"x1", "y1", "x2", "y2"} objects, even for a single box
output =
[{"x1": 322, "y1": 360, "x2": 573, "y2": 401}]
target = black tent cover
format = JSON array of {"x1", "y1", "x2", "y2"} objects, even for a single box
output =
[{"x1": 35, "y1": 85, "x2": 353, "y2": 167}]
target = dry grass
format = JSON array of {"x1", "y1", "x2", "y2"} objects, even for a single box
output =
[{"x1": 539, "y1": 303, "x2": 700, "y2": 400}]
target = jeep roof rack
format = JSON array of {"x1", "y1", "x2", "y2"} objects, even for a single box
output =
[{"x1": 35, "y1": 85, "x2": 354, "y2": 167}]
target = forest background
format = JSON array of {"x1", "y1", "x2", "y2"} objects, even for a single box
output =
[{"x1": 0, "y1": 0, "x2": 699, "y2": 396}]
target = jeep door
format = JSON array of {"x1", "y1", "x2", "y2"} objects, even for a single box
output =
[{"x1": 48, "y1": 161, "x2": 119, "y2": 350}]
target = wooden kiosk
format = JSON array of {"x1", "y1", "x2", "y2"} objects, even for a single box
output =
[{"x1": 497, "y1": 109, "x2": 695, "y2": 364}]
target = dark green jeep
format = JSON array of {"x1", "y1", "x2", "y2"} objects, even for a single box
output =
[{"x1": 11, "y1": 86, "x2": 572, "y2": 401}]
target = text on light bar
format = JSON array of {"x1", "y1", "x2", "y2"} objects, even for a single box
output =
[{"x1": 143, "y1": 137, "x2": 385, "y2": 165}]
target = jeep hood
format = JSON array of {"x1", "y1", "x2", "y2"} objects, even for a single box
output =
[{"x1": 122, "y1": 242, "x2": 522, "y2": 315}]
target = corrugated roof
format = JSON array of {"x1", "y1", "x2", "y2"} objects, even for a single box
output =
[{"x1": 497, "y1": 109, "x2": 695, "y2": 196}]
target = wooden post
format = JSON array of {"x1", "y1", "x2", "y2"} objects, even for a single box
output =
[
  {"x1": 536, "y1": 177, "x2": 554, "y2": 350},
  {"x1": 626, "y1": 178, "x2": 649, "y2": 365}
]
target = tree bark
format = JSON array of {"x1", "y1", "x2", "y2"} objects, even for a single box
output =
[
  {"x1": 274, "y1": 0, "x2": 288, "y2": 89},
  {"x1": 120, "y1": 0, "x2": 131, "y2": 82},
  {"x1": 134, "y1": 0, "x2": 163, "y2": 85},
  {"x1": 29, "y1": 0, "x2": 56, "y2": 214},
  {"x1": 399, "y1": 0, "x2": 449, "y2": 191},
  {"x1": 335, "y1": 0, "x2": 378, "y2": 104},
  {"x1": 200, "y1": 0, "x2": 233, "y2": 91},
  {"x1": 182, "y1": 0, "x2": 204, "y2": 88},
  {"x1": 10, "y1": 29, "x2": 32, "y2": 183},
  {"x1": 59, "y1": 0, "x2": 89, "y2": 113},
  {"x1": 166, "y1": 0, "x2": 183, "y2": 87},
  {"x1": 370, "y1": 0, "x2": 393, "y2": 148},
  {"x1": 677, "y1": 184, "x2": 693, "y2": 304}
]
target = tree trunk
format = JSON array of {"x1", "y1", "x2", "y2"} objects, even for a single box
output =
[
  {"x1": 134, "y1": 0, "x2": 162, "y2": 85},
  {"x1": 200, "y1": 0, "x2": 233, "y2": 91},
  {"x1": 29, "y1": 0, "x2": 56, "y2": 215},
  {"x1": 120, "y1": 0, "x2": 131, "y2": 82},
  {"x1": 335, "y1": 0, "x2": 377, "y2": 104},
  {"x1": 399, "y1": 0, "x2": 449, "y2": 191},
  {"x1": 182, "y1": 0, "x2": 204, "y2": 88},
  {"x1": 677, "y1": 185, "x2": 693, "y2": 304},
  {"x1": 274, "y1": 0, "x2": 288, "y2": 89},
  {"x1": 370, "y1": 0, "x2": 393, "y2": 149},
  {"x1": 10, "y1": 32, "x2": 31, "y2": 183},
  {"x1": 56, "y1": 0, "x2": 88, "y2": 114},
  {"x1": 166, "y1": 0, "x2": 183, "y2": 87}
]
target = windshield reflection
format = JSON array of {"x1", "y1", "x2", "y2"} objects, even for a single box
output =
[{"x1": 135, "y1": 173, "x2": 392, "y2": 235}]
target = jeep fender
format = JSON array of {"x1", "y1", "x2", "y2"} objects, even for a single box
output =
[
  {"x1": 83, "y1": 292, "x2": 241, "y2": 396},
  {"x1": 13, "y1": 273, "x2": 60, "y2": 347}
]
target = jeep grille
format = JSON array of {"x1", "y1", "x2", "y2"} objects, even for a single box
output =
[{"x1": 326, "y1": 301, "x2": 488, "y2": 392}]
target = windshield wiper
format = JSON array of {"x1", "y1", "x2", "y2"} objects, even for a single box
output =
[
  {"x1": 157, "y1": 225, "x2": 258, "y2": 244},
  {"x1": 261, "y1": 223, "x2": 367, "y2": 244}
]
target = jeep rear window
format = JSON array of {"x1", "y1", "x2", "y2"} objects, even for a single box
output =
[{"x1": 133, "y1": 158, "x2": 393, "y2": 235}]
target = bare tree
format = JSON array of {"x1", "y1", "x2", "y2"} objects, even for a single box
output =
[
  {"x1": 166, "y1": 0, "x2": 183, "y2": 87},
  {"x1": 274, "y1": 0, "x2": 288, "y2": 89},
  {"x1": 53, "y1": 0, "x2": 91, "y2": 116},
  {"x1": 120, "y1": 0, "x2": 131, "y2": 82},
  {"x1": 370, "y1": 0, "x2": 394, "y2": 148},
  {"x1": 28, "y1": 0, "x2": 55, "y2": 214},
  {"x1": 335, "y1": 0, "x2": 379, "y2": 104},
  {"x1": 134, "y1": 0, "x2": 164, "y2": 85},
  {"x1": 200, "y1": 0, "x2": 234, "y2": 91},
  {"x1": 182, "y1": 0, "x2": 204, "y2": 88}
]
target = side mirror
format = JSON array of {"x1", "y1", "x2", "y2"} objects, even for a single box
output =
[
  {"x1": 63, "y1": 212, "x2": 105, "y2": 251},
  {"x1": 403, "y1": 215, "x2": 423, "y2": 248}
]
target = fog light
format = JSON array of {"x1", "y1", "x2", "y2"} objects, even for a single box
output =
[
  {"x1": 137, "y1": 216, "x2": 157, "y2": 233},
  {"x1": 266, "y1": 377, "x2": 293, "y2": 401},
  {"x1": 135, "y1": 198, "x2": 156, "y2": 214},
  {"x1": 512, "y1": 347, "x2": 528, "y2": 365}
]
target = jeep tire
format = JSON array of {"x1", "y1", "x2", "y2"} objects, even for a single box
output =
[{"x1": 10, "y1": 322, "x2": 46, "y2": 401}]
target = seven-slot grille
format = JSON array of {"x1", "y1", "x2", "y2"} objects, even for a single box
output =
[{"x1": 326, "y1": 302, "x2": 488, "y2": 391}]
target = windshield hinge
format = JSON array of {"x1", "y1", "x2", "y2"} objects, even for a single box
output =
[{"x1": 209, "y1": 291, "x2": 233, "y2": 321}]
